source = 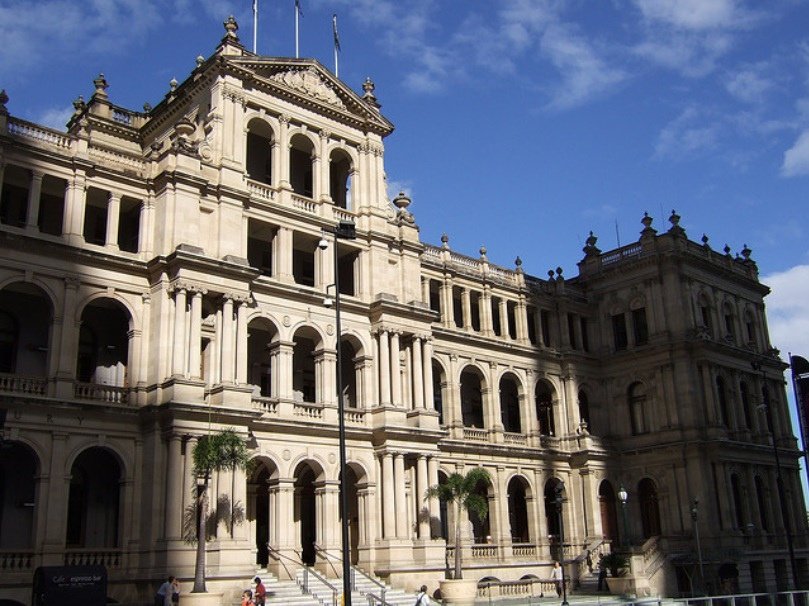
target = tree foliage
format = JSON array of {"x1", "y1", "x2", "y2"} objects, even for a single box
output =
[
  {"x1": 190, "y1": 428, "x2": 251, "y2": 593},
  {"x1": 424, "y1": 467, "x2": 491, "y2": 580}
]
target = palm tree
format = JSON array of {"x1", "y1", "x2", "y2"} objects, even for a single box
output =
[
  {"x1": 191, "y1": 428, "x2": 250, "y2": 593},
  {"x1": 424, "y1": 467, "x2": 491, "y2": 580}
]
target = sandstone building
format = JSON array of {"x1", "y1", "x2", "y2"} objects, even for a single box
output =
[{"x1": 0, "y1": 17, "x2": 806, "y2": 605}]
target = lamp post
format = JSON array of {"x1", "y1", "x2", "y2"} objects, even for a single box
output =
[
  {"x1": 751, "y1": 358, "x2": 798, "y2": 590},
  {"x1": 618, "y1": 486, "x2": 629, "y2": 547},
  {"x1": 690, "y1": 498, "x2": 704, "y2": 595},
  {"x1": 319, "y1": 219, "x2": 357, "y2": 606},
  {"x1": 554, "y1": 483, "x2": 569, "y2": 606}
]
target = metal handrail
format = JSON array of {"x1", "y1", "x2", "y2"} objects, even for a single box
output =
[
  {"x1": 363, "y1": 592, "x2": 395, "y2": 606},
  {"x1": 266, "y1": 545, "x2": 303, "y2": 582},
  {"x1": 301, "y1": 566, "x2": 338, "y2": 606},
  {"x1": 352, "y1": 566, "x2": 386, "y2": 604},
  {"x1": 313, "y1": 543, "x2": 342, "y2": 579}
]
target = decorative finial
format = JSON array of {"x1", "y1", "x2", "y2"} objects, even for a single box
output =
[
  {"x1": 701, "y1": 233, "x2": 709, "y2": 247},
  {"x1": 741, "y1": 244, "x2": 752, "y2": 260},
  {"x1": 556, "y1": 267, "x2": 564, "y2": 277},
  {"x1": 548, "y1": 269, "x2": 556, "y2": 282},
  {"x1": 441, "y1": 233, "x2": 449, "y2": 250},
  {"x1": 669, "y1": 209, "x2": 680, "y2": 227},
  {"x1": 72, "y1": 95, "x2": 86, "y2": 115},
  {"x1": 583, "y1": 230, "x2": 601, "y2": 257},
  {"x1": 223, "y1": 15, "x2": 239, "y2": 40},
  {"x1": 723, "y1": 244, "x2": 731, "y2": 256},
  {"x1": 479, "y1": 245, "x2": 487, "y2": 260},
  {"x1": 362, "y1": 77, "x2": 380, "y2": 108},
  {"x1": 515, "y1": 256, "x2": 522, "y2": 267},
  {"x1": 169, "y1": 78, "x2": 178, "y2": 92},
  {"x1": 392, "y1": 191, "x2": 411, "y2": 210},
  {"x1": 93, "y1": 74, "x2": 109, "y2": 97},
  {"x1": 143, "y1": 102, "x2": 152, "y2": 114},
  {"x1": 0, "y1": 89, "x2": 8, "y2": 115},
  {"x1": 641, "y1": 212, "x2": 653, "y2": 229},
  {"x1": 196, "y1": 55, "x2": 205, "y2": 68}
]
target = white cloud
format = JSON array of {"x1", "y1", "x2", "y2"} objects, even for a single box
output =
[
  {"x1": 781, "y1": 130, "x2": 809, "y2": 177},
  {"x1": 725, "y1": 63, "x2": 774, "y2": 104},
  {"x1": 654, "y1": 107, "x2": 720, "y2": 159},
  {"x1": 763, "y1": 264, "x2": 809, "y2": 364},
  {"x1": 36, "y1": 106, "x2": 74, "y2": 131},
  {"x1": 633, "y1": 0, "x2": 752, "y2": 31}
]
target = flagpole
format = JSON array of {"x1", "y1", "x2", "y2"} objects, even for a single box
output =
[
  {"x1": 332, "y1": 14, "x2": 340, "y2": 78},
  {"x1": 295, "y1": 1, "x2": 300, "y2": 58},
  {"x1": 253, "y1": 0, "x2": 258, "y2": 53}
]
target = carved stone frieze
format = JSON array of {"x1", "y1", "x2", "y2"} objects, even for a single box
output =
[{"x1": 269, "y1": 67, "x2": 346, "y2": 109}]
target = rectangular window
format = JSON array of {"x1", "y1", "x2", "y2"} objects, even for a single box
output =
[
  {"x1": 567, "y1": 314, "x2": 577, "y2": 350},
  {"x1": 491, "y1": 297, "x2": 502, "y2": 336},
  {"x1": 612, "y1": 313, "x2": 628, "y2": 351},
  {"x1": 632, "y1": 308, "x2": 649, "y2": 345},
  {"x1": 526, "y1": 306, "x2": 538, "y2": 345},
  {"x1": 580, "y1": 317, "x2": 589, "y2": 352},
  {"x1": 540, "y1": 310, "x2": 551, "y2": 346}
]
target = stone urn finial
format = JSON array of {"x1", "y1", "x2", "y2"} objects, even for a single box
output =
[
  {"x1": 224, "y1": 15, "x2": 239, "y2": 40},
  {"x1": 93, "y1": 74, "x2": 109, "y2": 98},
  {"x1": 0, "y1": 89, "x2": 8, "y2": 116},
  {"x1": 392, "y1": 191, "x2": 411, "y2": 210},
  {"x1": 362, "y1": 77, "x2": 380, "y2": 108},
  {"x1": 441, "y1": 233, "x2": 450, "y2": 250}
]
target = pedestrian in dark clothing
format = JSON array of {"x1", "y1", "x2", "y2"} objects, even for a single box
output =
[{"x1": 597, "y1": 561, "x2": 607, "y2": 591}]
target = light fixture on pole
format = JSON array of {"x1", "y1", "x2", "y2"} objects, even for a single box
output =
[
  {"x1": 690, "y1": 497, "x2": 704, "y2": 595},
  {"x1": 618, "y1": 486, "x2": 629, "y2": 547},
  {"x1": 554, "y1": 483, "x2": 569, "y2": 606},
  {"x1": 751, "y1": 357, "x2": 799, "y2": 590},
  {"x1": 320, "y1": 219, "x2": 357, "y2": 606}
]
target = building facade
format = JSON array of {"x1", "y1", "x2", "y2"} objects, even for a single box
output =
[{"x1": 0, "y1": 17, "x2": 806, "y2": 605}]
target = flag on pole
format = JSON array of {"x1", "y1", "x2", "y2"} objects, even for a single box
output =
[{"x1": 332, "y1": 14, "x2": 341, "y2": 52}]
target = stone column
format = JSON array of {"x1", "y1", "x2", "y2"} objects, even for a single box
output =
[
  {"x1": 412, "y1": 337, "x2": 425, "y2": 409},
  {"x1": 423, "y1": 338, "x2": 434, "y2": 411},
  {"x1": 427, "y1": 457, "x2": 440, "y2": 536},
  {"x1": 417, "y1": 456, "x2": 430, "y2": 538},
  {"x1": 440, "y1": 278, "x2": 453, "y2": 327},
  {"x1": 390, "y1": 331, "x2": 402, "y2": 405},
  {"x1": 137, "y1": 200, "x2": 151, "y2": 254},
  {"x1": 42, "y1": 433, "x2": 69, "y2": 552},
  {"x1": 236, "y1": 297, "x2": 249, "y2": 384},
  {"x1": 105, "y1": 192, "x2": 120, "y2": 248},
  {"x1": 221, "y1": 296, "x2": 235, "y2": 383},
  {"x1": 318, "y1": 130, "x2": 331, "y2": 201},
  {"x1": 165, "y1": 433, "x2": 183, "y2": 539},
  {"x1": 481, "y1": 286, "x2": 493, "y2": 336},
  {"x1": 378, "y1": 330, "x2": 391, "y2": 405},
  {"x1": 461, "y1": 288, "x2": 472, "y2": 330},
  {"x1": 275, "y1": 227, "x2": 294, "y2": 282},
  {"x1": 66, "y1": 174, "x2": 87, "y2": 244},
  {"x1": 26, "y1": 170, "x2": 43, "y2": 230},
  {"x1": 516, "y1": 297, "x2": 529, "y2": 343},
  {"x1": 421, "y1": 276, "x2": 430, "y2": 306},
  {"x1": 171, "y1": 287, "x2": 187, "y2": 377},
  {"x1": 188, "y1": 290, "x2": 203, "y2": 379},
  {"x1": 394, "y1": 453, "x2": 408, "y2": 538},
  {"x1": 278, "y1": 115, "x2": 291, "y2": 189},
  {"x1": 382, "y1": 453, "x2": 395, "y2": 539},
  {"x1": 499, "y1": 299, "x2": 509, "y2": 339}
]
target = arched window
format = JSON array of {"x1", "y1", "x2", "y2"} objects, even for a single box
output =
[
  {"x1": 535, "y1": 381, "x2": 555, "y2": 436},
  {"x1": 329, "y1": 149, "x2": 352, "y2": 209},
  {"x1": 507, "y1": 476, "x2": 530, "y2": 543},
  {"x1": 432, "y1": 360, "x2": 445, "y2": 425},
  {"x1": 628, "y1": 382, "x2": 647, "y2": 435},
  {"x1": 578, "y1": 389, "x2": 591, "y2": 432},
  {"x1": 460, "y1": 367, "x2": 484, "y2": 428},
  {"x1": 66, "y1": 447, "x2": 121, "y2": 547},
  {"x1": 638, "y1": 478, "x2": 661, "y2": 538},
  {"x1": 245, "y1": 119, "x2": 274, "y2": 185},
  {"x1": 716, "y1": 376, "x2": 729, "y2": 426},
  {"x1": 289, "y1": 134, "x2": 314, "y2": 197},
  {"x1": 698, "y1": 295, "x2": 713, "y2": 337},
  {"x1": 499, "y1": 374, "x2": 521, "y2": 433}
]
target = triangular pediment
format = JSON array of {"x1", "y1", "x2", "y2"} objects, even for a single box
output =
[{"x1": 226, "y1": 57, "x2": 393, "y2": 135}]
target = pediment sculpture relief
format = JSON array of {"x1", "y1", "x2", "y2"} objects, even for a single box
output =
[{"x1": 268, "y1": 67, "x2": 346, "y2": 109}]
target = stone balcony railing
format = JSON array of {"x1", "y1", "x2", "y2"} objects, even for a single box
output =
[
  {"x1": 74, "y1": 381, "x2": 130, "y2": 405},
  {"x1": 0, "y1": 373, "x2": 48, "y2": 396}
]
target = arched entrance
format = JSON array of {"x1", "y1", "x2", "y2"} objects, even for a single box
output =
[
  {"x1": 507, "y1": 476, "x2": 530, "y2": 544},
  {"x1": 638, "y1": 478, "x2": 662, "y2": 538},
  {"x1": 247, "y1": 458, "x2": 279, "y2": 567},
  {"x1": 544, "y1": 479, "x2": 565, "y2": 560},
  {"x1": 598, "y1": 481, "x2": 619, "y2": 543},
  {"x1": 0, "y1": 441, "x2": 39, "y2": 548},
  {"x1": 66, "y1": 447, "x2": 121, "y2": 547},
  {"x1": 294, "y1": 461, "x2": 321, "y2": 566}
]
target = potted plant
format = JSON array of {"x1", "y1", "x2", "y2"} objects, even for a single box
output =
[
  {"x1": 424, "y1": 467, "x2": 491, "y2": 606},
  {"x1": 600, "y1": 552, "x2": 633, "y2": 596},
  {"x1": 184, "y1": 428, "x2": 250, "y2": 605}
]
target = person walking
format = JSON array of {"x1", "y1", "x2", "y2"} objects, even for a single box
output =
[
  {"x1": 154, "y1": 576, "x2": 175, "y2": 606},
  {"x1": 597, "y1": 557, "x2": 607, "y2": 592},
  {"x1": 414, "y1": 584, "x2": 431, "y2": 605},
  {"x1": 253, "y1": 577, "x2": 266, "y2": 606},
  {"x1": 550, "y1": 561, "x2": 563, "y2": 597}
]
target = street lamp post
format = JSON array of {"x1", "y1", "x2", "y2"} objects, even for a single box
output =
[
  {"x1": 554, "y1": 483, "x2": 569, "y2": 606},
  {"x1": 319, "y1": 220, "x2": 357, "y2": 606},
  {"x1": 690, "y1": 498, "x2": 704, "y2": 595},
  {"x1": 751, "y1": 358, "x2": 799, "y2": 590},
  {"x1": 618, "y1": 486, "x2": 629, "y2": 548}
]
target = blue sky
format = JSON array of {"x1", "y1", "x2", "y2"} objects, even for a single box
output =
[{"x1": 2, "y1": 0, "x2": 809, "y2": 439}]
